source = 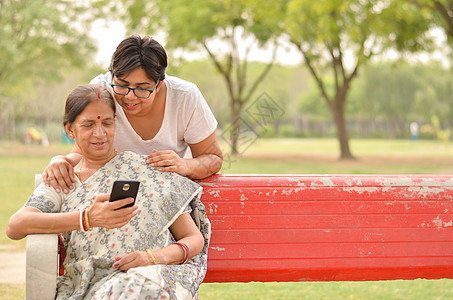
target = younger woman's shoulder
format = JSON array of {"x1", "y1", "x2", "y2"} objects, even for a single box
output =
[{"x1": 164, "y1": 75, "x2": 199, "y2": 94}]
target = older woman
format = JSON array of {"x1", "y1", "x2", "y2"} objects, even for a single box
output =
[{"x1": 6, "y1": 84, "x2": 211, "y2": 299}]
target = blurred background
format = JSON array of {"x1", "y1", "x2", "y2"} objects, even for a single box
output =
[{"x1": 1, "y1": 0, "x2": 453, "y2": 160}]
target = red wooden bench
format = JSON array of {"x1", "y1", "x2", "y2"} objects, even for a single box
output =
[
  {"x1": 26, "y1": 174, "x2": 453, "y2": 298},
  {"x1": 200, "y1": 174, "x2": 453, "y2": 282}
]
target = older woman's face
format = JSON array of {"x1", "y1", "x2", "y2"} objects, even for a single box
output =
[{"x1": 67, "y1": 100, "x2": 115, "y2": 159}]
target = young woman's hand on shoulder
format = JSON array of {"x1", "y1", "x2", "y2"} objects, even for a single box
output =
[
  {"x1": 42, "y1": 155, "x2": 78, "y2": 194},
  {"x1": 146, "y1": 131, "x2": 223, "y2": 179}
]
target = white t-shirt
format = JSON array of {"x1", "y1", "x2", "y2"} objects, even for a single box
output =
[{"x1": 90, "y1": 73, "x2": 218, "y2": 158}]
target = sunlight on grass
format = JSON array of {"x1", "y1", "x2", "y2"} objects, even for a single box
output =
[
  {"x1": 220, "y1": 138, "x2": 453, "y2": 175},
  {"x1": 239, "y1": 138, "x2": 453, "y2": 158},
  {"x1": 0, "y1": 283, "x2": 25, "y2": 300},
  {"x1": 199, "y1": 279, "x2": 453, "y2": 300}
]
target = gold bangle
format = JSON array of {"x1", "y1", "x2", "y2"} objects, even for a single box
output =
[
  {"x1": 84, "y1": 207, "x2": 93, "y2": 231},
  {"x1": 146, "y1": 249, "x2": 157, "y2": 265}
]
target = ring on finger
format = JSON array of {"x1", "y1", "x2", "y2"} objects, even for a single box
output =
[{"x1": 169, "y1": 160, "x2": 172, "y2": 165}]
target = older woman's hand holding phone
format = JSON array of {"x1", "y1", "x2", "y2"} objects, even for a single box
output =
[{"x1": 87, "y1": 193, "x2": 139, "y2": 229}]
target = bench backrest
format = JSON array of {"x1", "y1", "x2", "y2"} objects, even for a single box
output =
[{"x1": 198, "y1": 174, "x2": 453, "y2": 282}]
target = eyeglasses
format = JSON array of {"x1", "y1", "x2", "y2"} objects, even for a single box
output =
[{"x1": 110, "y1": 80, "x2": 160, "y2": 99}]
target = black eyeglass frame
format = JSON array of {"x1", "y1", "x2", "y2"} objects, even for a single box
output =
[{"x1": 110, "y1": 80, "x2": 160, "y2": 99}]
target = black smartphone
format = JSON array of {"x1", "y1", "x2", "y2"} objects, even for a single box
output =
[{"x1": 109, "y1": 180, "x2": 141, "y2": 209}]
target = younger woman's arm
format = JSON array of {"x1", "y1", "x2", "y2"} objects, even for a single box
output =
[{"x1": 42, "y1": 145, "x2": 82, "y2": 193}]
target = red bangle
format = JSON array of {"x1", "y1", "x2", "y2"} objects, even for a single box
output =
[
  {"x1": 174, "y1": 242, "x2": 190, "y2": 264},
  {"x1": 80, "y1": 207, "x2": 88, "y2": 231}
]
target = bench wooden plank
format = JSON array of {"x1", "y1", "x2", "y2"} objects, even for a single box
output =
[
  {"x1": 199, "y1": 174, "x2": 453, "y2": 282},
  {"x1": 207, "y1": 200, "x2": 453, "y2": 215},
  {"x1": 206, "y1": 263, "x2": 453, "y2": 282},
  {"x1": 209, "y1": 214, "x2": 452, "y2": 229},
  {"x1": 208, "y1": 242, "x2": 453, "y2": 258},
  {"x1": 212, "y1": 228, "x2": 453, "y2": 243},
  {"x1": 206, "y1": 187, "x2": 453, "y2": 201}
]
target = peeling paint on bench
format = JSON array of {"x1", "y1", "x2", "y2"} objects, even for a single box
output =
[{"x1": 198, "y1": 174, "x2": 453, "y2": 282}]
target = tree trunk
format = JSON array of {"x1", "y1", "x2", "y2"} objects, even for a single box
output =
[
  {"x1": 229, "y1": 99, "x2": 242, "y2": 155},
  {"x1": 330, "y1": 97, "x2": 355, "y2": 160}
]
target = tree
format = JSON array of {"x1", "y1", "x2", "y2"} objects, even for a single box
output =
[
  {"x1": 283, "y1": 0, "x2": 433, "y2": 159},
  {"x1": 351, "y1": 62, "x2": 420, "y2": 138},
  {"x1": 118, "y1": 0, "x2": 285, "y2": 155},
  {"x1": 408, "y1": 1, "x2": 453, "y2": 41},
  {"x1": 0, "y1": 0, "x2": 95, "y2": 139},
  {"x1": 405, "y1": 1, "x2": 453, "y2": 143}
]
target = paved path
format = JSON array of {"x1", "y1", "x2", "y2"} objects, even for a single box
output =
[{"x1": 0, "y1": 244, "x2": 26, "y2": 284}]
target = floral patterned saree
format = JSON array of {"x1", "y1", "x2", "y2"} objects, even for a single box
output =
[{"x1": 26, "y1": 151, "x2": 211, "y2": 299}]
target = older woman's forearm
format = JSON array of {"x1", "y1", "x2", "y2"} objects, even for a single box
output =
[
  {"x1": 6, "y1": 210, "x2": 80, "y2": 240},
  {"x1": 151, "y1": 234, "x2": 205, "y2": 265}
]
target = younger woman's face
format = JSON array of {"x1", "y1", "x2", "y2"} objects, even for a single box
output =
[
  {"x1": 66, "y1": 100, "x2": 116, "y2": 159},
  {"x1": 112, "y1": 67, "x2": 162, "y2": 117}
]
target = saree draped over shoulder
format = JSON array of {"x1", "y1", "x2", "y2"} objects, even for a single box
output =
[{"x1": 25, "y1": 151, "x2": 211, "y2": 300}]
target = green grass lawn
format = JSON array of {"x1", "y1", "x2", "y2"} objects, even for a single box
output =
[
  {"x1": 222, "y1": 138, "x2": 453, "y2": 174},
  {"x1": 199, "y1": 280, "x2": 453, "y2": 299},
  {"x1": 1, "y1": 138, "x2": 452, "y2": 299}
]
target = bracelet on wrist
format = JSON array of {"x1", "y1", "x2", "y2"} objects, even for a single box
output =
[
  {"x1": 84, "y1": 207, "x2": 93, "y2": 231},
  {"x1": 174, "y1": 242, "x2": 190, "y2": 264},
  {"x1": 79, "y1": 208, "x2": 87, "y2": 232},
  {"x1": 146, "y1": 249, "x2": 157, "y2": 265}
]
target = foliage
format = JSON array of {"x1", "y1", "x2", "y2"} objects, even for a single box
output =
[
  {"x1": 167, "y1": 59, "x2": 230, "y2": 125},
  {"x1": 0, "y1": 0, "x2": 98, "y2": 140},
  {"x1": 350, "y1": 62, "x2": 420, "y2": 138},
  {"x1": 4, "y1": 69, "x2": 105, "y2": 143},
  {"x1": 347, "y1": 61, "x2": 453, "y2": 139},
  {"x1": 407, "y1": 0, "x2": 453, "y2": 46},
  {"x1": 0, "y1": 0, "x2": 95, "y2": 95},
  {"x1": 299, "y1": 79, "x2": 332, "y2": 120},
  {"x1": 425, "y1": 115, "x2": 452, "y2": 145},
  {"x1": 281, "y1": 0, "x2": 434, "y2": 159}
]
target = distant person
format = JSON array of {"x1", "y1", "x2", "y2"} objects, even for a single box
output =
[
  {"x1": 43, "y1": 34, "x2": 223, "y2": 193},
  {"x1": 25, "y1": 127, "x2": 42, "y2": 144},
  {"x1": 410, "y1": 122, "x2": 419, "y2": 141},
  {"x1": 7, "y1": 84, "x2": 211, "y2": 299}
]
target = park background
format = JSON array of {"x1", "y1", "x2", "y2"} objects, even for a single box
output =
[{"x1": 1, "y1": 0, "x2": 453, "y2": 299}]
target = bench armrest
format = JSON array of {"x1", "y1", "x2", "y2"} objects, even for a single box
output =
[{"x1": 26, "y1": 234, "x2": 58, "y2": 300}]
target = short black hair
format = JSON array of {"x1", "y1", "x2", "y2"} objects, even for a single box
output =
[{"x1": 108, "y1": 34, "x2": 167, "y2": 82}]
